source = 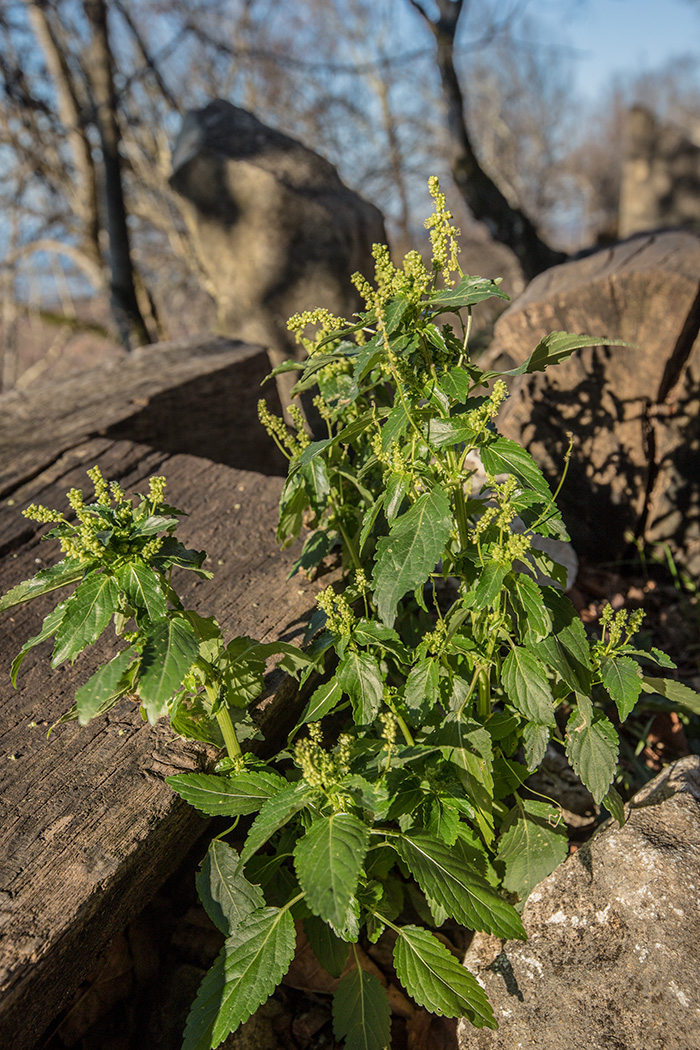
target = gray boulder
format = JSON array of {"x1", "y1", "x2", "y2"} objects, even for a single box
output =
[
  {"x1": 482, "y1": 231, "x2": 700, "y2": 576},
  {"x1": 170, "y1": 100, "x2": 386, "y2": 373},
  {"x1": 459, "y1": 756, "x2": 700, "y2": 1050}
]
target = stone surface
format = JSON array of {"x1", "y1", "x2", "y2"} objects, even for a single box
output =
[
  {"x1": 170, "y1": 100, "x2": 386, "y2": 371},
  {"x1": 482, "y1": 231, "x2": 700, "y2": 574},
  {"x1": 459, "y1": 756, "x2": 700, "y2": 1050}
]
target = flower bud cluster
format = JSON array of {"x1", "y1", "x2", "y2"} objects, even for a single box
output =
[
  {"x1": 87, "y1": 465, "x2": 110, "y2": 505},
  {"x1": 464, "y1": 380, "x2": 508, "y2": 439},
  {"x1": 316, "y1": 586, "x2": 355, "y2": 637},
  {"x1": 257, "y1": 400, "x2": 306, "y2": 458},
  {"x1": 600, "y1": 603, "x2": 645, "y2": 649},
  {"x1": 294, "y1": 721, "x2": 352, "y2": 790},
  {"x1": 425, "y1": 176, "x2": 461, "y2": 286},
  {"x1": 287, "y1": 308, "x2": 347, "y2": 354}
]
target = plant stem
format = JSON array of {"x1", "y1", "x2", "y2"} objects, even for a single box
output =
[
  {"x1": 477, "y1": 668, "x2": 491, "y2": 720},
  {"x1": 215, "y1": 702, "x2": 242, "y2": 761}
]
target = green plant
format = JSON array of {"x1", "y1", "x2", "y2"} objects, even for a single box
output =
[{"x1": 3, "y1": 180, "x2": 699, "y2": 1050}]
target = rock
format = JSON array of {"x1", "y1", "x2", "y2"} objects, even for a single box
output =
[
  {"x1": 170, "y1": 100, "x2": 386, "y2": 374},
  {"x1": 459, "y1": 756, "x2": 700, "y2": 1050},
  {"x1": 481, "y1": 231, "x2": 700, "y2": 576}
]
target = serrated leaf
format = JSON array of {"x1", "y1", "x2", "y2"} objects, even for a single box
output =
[
  {"x1": 535, "y1": 590, "x2": 592, "y2": 694},
  {"x1": 472, "y1": 561, "x2": 508, "y2": 609},
  {"x1": 436, "y1": 717, "x2": 495, "y2": 842},
  {"x1": 182, "y1": 907, "x2": 296, "y2": 1050},
  {"x1": 241, "y1": 782, "x2": 311, "y2": 863},
  {"x1": 337, "y1": 650, "x2": 383, "y2": 724},
  {"x1": 481, "y1": 436, "x2": 552, "y2": 501},
  {"x1": 394, "y1": 831, "x2": 525, "y2": 939},
  {"x1": 393, "y1": 925, "x2": 496, "y2": 1027},
  {"x1": 294, "y1": 813, "x2": 369, "y2": 928},
  {"x1": 404, "y1": 658, "x2": 439, "y2": 721},
  {"x1": 507, "y1": 573, "x2": 552, "y2": 644},
  {"x1": 11, "y1": 602, "x2": 67, "y2": 685},
  {"x1": 501, "y1": 646, "x2": 556, "y2": 725},
  {"x1": 496, "y1": 800, "x2": 568, "y2": 901},
  {"x1": 293, "y1": 677, "x2": 343, "y2": 737},
  {"x1": 522, "y1": 722, "x2": 550, "y2": 770},
  {"x1": 304, "y1": 915, "x2": 349, "y2": 978},
  {"x1": 116, "y1": 560, "x2": 167, "y2": 621},
  {"x1": 137, "y1": 616, "x2": 198, "y2": 722},
  {"x1": 640, "y1": 675, "x2": 700, "y2": 714},
  {"x1": 75, "y1": 647, "x2": 135, "y2": 725},
  {"x1": 373, "y1": 487, "x2": 452, "y2": 626},
  {"x1": 0, "y1": 557, "x2": 86, "y2": 611},
  {"x1": 599, "y1": 654, "x2": 643, "y2": 721},
  {"x1": 436, "y1": 366, "x2": 472, "y2": 404},
  {"x1": 332, "y1": 967, "x2": 391, "y2": 1050},
  {"x1": 52, "y1": 573, "x2": 120, "y2": 665},
  {"x1": 602, "y1": 785, "x2": 626, "y2": 827},
  {"x1": 196, "y1": 840, "x2": 265, "y2": 936},
  {"x1": 565, "y1": 706, "x2": 618, "y2": 804},
  {"x1": 425, "y1": 273, "x2": 508, "y2": 311},
  {"x1": 167, "y1": 770, "x2": 286, "y2": 816}
]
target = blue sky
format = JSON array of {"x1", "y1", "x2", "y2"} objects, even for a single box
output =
[{"x1": 537, "y1": 0, "x2": 700, "y2": 100}]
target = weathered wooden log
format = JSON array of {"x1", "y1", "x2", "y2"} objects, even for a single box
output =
[
  {"x1": 0, "y1": 334, "x2": 287, "y2": 495},
  {"x1": 0, "y1": 437, "x2": 323, "y2": 1050}
]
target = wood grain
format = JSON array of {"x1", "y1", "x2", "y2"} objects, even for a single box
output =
[{"x1": 0, "y1": 437, "x2": 325, "y2": 1049}]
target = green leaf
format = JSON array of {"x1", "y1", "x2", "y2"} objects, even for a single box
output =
[
  {"x1": 425, "y1": 273, "x2": 509, "y2": 311},
  {"x1": 534, "y1": 590, "x2": 592, "y2": 694},
  {"x1": 404, "y1": 658, "x2": 440, "y2": 722},
  {"x1": 241, "y1": 782, "x2": 312, "y2": 863},
  {"x1": 472, "y1": 561, "x2": 508, "y2": 609},
  {"x1": 11, "y1": 602, "x2": 67, "y2": 686},
  {"x1": 196, "y1": 840, "x2": 265, "y2": 936},
  {"x1": 436, "y1": 366, "x2": 473, "y2": 404},
  {"x1": 602, "y1": 785, "x2": 626, "y2": 827},
  {"x1": 294, "y1": 813, "x2": 369, "y2": 928},
  {"x1": 599, "y1": 654, "x2": 643, "y2": 721},
  {"x1": 394, "y1": 831, "x2": 525, "y2": 939},
  {"x1": 289, "y1": 529, "x2": 336, "y2": 578},
  {"x1": 507, "y1": 573, "x2": 552, "y2": 644},
  {"x1": 640, "y1": 675, "x2": 700, "y2": 714},
  {"x1": 75, "y1": 648, "x2": 135, "y2": 725},
  {"x1": 436, "y1": 717, "x2": 495, "y2": 842},
  {"x1": 304, "y1": 915, "x2": 349, "y2": 978},
  {"x1": 337, "y1": 650, "x2": 383, "y2": 724},
  {"x1": 496, "y1": 799, "x2": 568, "y2": 901},
  {"x1": 565, "y1": 702, "x2": 618, "y2": 804},
  {"x1": 424, "y1": 415, "x2": 478, "y2": 449},
  {"x1": 0, "y1": 557, "x2": 86, "y2": 611},
  {"x1": 332, "y1": 967, "x2": 391, "y2": 1050},
  {"x1": 137, "y1": 616, "x2": 199, "y2": 722},
  {"x1": 517, "y1": 331, "x2": 624, "y2": 377},
  {"x1": 167, "y1": 770, "x2": 286, "y2": 816},
  {"x1": 116, "y1": 560, "x2": 167, "y2": 621},
  {"x1": 52, "y1": 573, "x2": 120, "y2": 666},
  {"x1": 501, "y1": 647, "x2": 556, "y2": 725},
  {"x1": 373, "y1": 487, "x2": 452, "y2": 626},
  {"x1": 293, "y1": 677, "x2": 343, "y2": 736},
  {"x1": 522, "y1": 722, "x2": 550, "y2": 770},
  {"x1": 182, "y1": 907, "x2": 296, "y2": 1050},
  {"x1": 393, "y1": 925, "x2": 496, "y2": 1028},
  {"x1": 481, "y1": 436, "x2": 552, "y2": 501}
]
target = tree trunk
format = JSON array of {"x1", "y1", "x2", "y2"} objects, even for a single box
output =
[
  {"x1": 409, "y1": 0, "x2": 566, "y2": 281},
  {"x1": 82, "y1": 0, "x2": 151, "y2": 349}
]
